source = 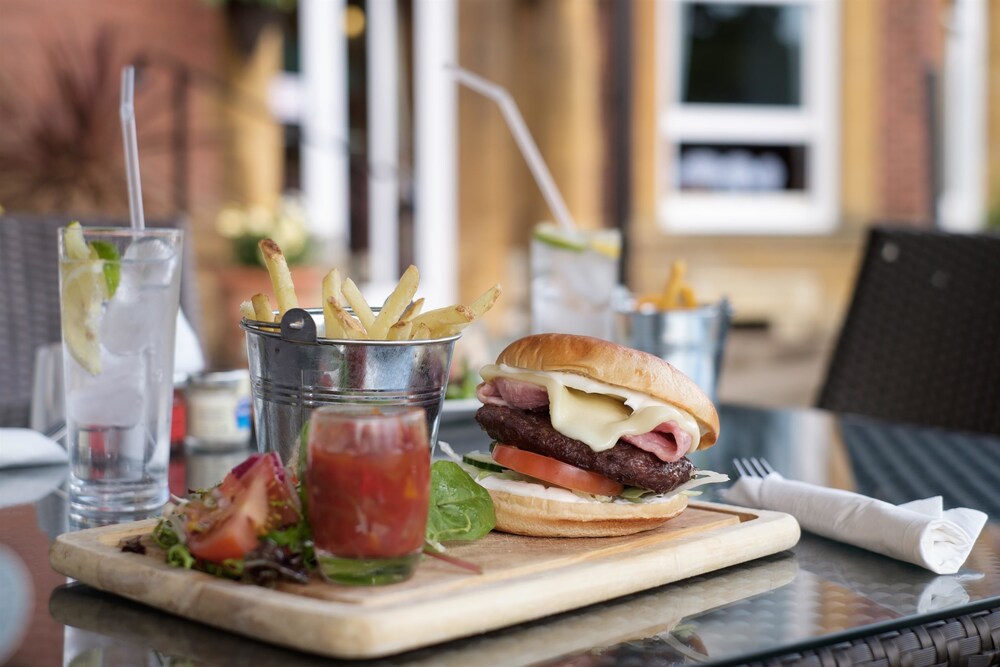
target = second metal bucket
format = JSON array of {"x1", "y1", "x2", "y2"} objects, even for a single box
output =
[
  {"x1": 614, "y1": 299, "x2": 732, "y2": 403},
  {"x1": 243, "y1": 308, "x2": 459, "y2": 463}
]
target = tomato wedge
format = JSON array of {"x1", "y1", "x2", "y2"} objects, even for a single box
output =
[
  {"x1": 235, "y1": 453, "x2": 301, "y2": 528},
  {"x1": 217, "y1": 453, "x2": 301, "y2": 529},
  {"x1": 492, "y1": 444, "x2": 625, "y2": 496},
  {"x1": 187, "y1": 471, "x2": 270, "y2": 562}
]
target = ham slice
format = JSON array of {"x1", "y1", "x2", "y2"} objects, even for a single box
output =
[
  {"x1": 476, "y1": 378, "x2": 693, "y2": 462},
  {"x1": 476, "y1": 381, "x2": 507, "y2": 406},
  {"x1": 495, "y1": 377, "x2": 549, "y2": 409},
  {"x1": 621, "y1": 425, "x2": 691, "y2": 463},
  {"x1": 477, "y1": 378, "x2": 549, "y2": 409}
]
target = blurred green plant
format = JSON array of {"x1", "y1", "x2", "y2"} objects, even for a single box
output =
[
  {"x1": 216, "y1": 194, "x2": 311, "y2": 267},
  {"x1": 989, "y1": 201, "x2": 1000, "y2": 231}
]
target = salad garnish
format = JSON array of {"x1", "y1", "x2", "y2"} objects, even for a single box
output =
[{"x1": 125, "y1": 444, "x2": 495, "y2": 587}]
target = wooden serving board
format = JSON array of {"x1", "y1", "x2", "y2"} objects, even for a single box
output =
[{"x1": 50, "y1": 501, "x2": 799, "y2": 659}]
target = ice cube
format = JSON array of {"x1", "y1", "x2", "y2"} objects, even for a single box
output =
[
  {"x1": 101, "y1": 290, "x2": 145, "y2": 353},
  {"x1": 100, "y1": 238, "x2": 176, "y2": 353},
  {"x1": 69, "y1": 353, "x2": 144, "y2": 427},
  {"x1": 123, "y1": 237, "x2": 178, "y2": 287}
]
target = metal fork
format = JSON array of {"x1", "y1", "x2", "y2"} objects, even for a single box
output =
[{"x1": 733, "y1": 457, "x2": 777, "y2": 478}]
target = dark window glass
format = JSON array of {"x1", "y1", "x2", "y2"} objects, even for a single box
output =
[
  {"x1": 677, "y1": 143, "x2": 808, "y2": 192},
  {"x1": 681, "y1": 3, "x2": 803, "y2": 106}
]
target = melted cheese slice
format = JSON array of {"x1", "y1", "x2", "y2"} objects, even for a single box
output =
[{"x1": 479, "y1": 364, "x2": 702, "y2": 453}]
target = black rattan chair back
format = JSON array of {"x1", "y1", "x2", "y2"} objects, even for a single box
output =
[
  {"x1": 0, "y1": 214, "x2": 201, "y2": 427},
  {"x1": 817, "y1": 226, "x2": 1000, "y2": 435}
]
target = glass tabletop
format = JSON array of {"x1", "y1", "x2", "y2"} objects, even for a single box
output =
[{"x1": 2, "y1": 403, "x2": 998, "y2": 666}]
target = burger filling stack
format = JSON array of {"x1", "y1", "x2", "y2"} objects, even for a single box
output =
[{"x1": 466, "y1": 334, "x2": 728, "y2": 537}]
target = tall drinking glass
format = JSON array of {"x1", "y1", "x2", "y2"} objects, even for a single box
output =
[
  {"x1": 58, "y1": 226, "x2": 183, "y2": 519},
  {"x1": 530, "y1": 222, "x2": 622, "y2": 339},
  {"x1": 307, "y1": 406, "x2": 430, "y2": 585}
]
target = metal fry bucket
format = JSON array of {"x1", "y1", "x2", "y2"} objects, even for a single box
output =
[
  {"x1": 242, "y1": 308, "x2": 459, "y2": 463},
  {"x1": 613, "y1": 299, "x2": 732, "y2": 403}
]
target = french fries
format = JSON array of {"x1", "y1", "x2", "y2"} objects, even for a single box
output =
[
  {"x1": 468, "y1": 284, "x2": 501, "y2": 319},
  {"x1": 251, "y1": 293, "x2": 275, "y2": 323},
  {"x1": 368, "y1": 265, "x2": 419, "y2": 339},
  {"x1": 259, "y1": 239, "x2": 298, "y2": 318},
  {"x1": 341, "y1": 278, "x2": 376, "y2": 332},
  {"x1": 241, "y1": 238, "x2": 502, "y2": 341},
  {"x1": 322, "y1": 269, "x2": 345, "y2": 339},
  {"x1": 329, "y1": 298, "x2": 367, "y2": 339},
  {"x1": 239, "y1": 300, "x2": 256, "y2": 320},
  {"x1": 637, "y1": 261, "x2": 699, "y2": 310},
  {"x1": 399, "y1": 297, "x2": 424, "y2": 323}
]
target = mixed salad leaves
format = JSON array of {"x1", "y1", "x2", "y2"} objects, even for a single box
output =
[{"x1": 128, "y1": 446, "x2": 496, "y2": 587}]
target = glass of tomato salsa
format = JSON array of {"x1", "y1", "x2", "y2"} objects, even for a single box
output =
[{"x1": 307, "y1": 405, "x2": 430, "y2": 585}]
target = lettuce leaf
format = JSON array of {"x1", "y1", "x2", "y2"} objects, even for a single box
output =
[{"x1": 426, "y1": 461, "x2": 496, "y2": 544}]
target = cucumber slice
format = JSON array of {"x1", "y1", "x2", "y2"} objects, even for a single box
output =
[{"x1": 462, "y1": 451, "x2": 506, "y2": 473}]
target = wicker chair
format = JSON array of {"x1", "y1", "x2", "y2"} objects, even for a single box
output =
[
  {"x1": 0, "y1": 214, "x2": 201, "y2": 427},
  {"x1": 817, "y1": 226, "x2": 1000, "y2": 436}
]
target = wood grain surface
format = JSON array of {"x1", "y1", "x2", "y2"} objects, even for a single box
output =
[{"x1": 50, "y1": 501, "x2": 800, "y2": 659}]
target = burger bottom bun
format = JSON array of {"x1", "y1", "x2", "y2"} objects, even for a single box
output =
[{"x1": 487, "y1": 486, "x2": 688, "y2": 538}]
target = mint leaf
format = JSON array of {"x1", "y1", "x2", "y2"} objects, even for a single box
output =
[{"x1": 89, "y1": 240, "x2": 121, "y2": 297}]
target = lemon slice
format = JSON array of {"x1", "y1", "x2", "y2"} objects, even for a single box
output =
[
  {"x1": 589, "y1": 231, "x2": 621, "y2": 259},
  {"x1": 532, "y1": 223, "x2": 586, "y2": 252},
  {"x1": 61, "y1": 260, "x2": 107, "y2": 375},
  {"x1": 64, "y1": 221, "x2": 92, "y2": 260}
]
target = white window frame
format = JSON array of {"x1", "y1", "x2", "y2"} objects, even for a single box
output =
[{"x1": 657, "y1": 0, "x2": 840, "y2": 235}]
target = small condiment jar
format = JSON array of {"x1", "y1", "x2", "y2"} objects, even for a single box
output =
[{"x1": 184, "y1": 370, "x2": 252, "y2": 451}]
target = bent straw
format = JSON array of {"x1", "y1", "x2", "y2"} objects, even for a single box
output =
[
  {"x1": 447, "y1": 65, "x2": 575, "y2": 231},
  {"x1": 120, "y1": 66, "x2": 145, "y2": 231}
]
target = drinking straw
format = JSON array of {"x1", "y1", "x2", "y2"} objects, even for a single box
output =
[
  {"x1": 447, "y1": 65, "x2": 576, "y2": 231},
  {"x1": 120, "y1": 66, "x2": 145, "y2": 230}
]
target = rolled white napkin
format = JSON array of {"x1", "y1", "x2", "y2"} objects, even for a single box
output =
[
  {"x1": 724, "y1": 473, "x2": 988, "y2": 575},
  {"x1": 0, "y1": 429, "x2": 68, "y2": 469}
]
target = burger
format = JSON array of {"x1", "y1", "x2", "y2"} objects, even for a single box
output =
[{"x1": 466, "y1": 333, "x2": 725, "y2": 537}]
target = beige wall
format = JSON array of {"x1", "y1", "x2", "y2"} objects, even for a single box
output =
[
  {"x1": 839, "y1": 0, "x2": 881, "y2": 228},
  {"x1": 990, "y1": 1, "x2": 1000, "y2": 218}
]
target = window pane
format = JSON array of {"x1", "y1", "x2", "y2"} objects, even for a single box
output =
[
  {"x1": 681, "y1": 3, "x2": 804, "y2": 106},
  {"x1": 677, "y1": 143, "x2": 808, "y2": 192}
]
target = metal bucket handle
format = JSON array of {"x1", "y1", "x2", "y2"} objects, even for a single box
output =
[{"x1": 279, "y1": 308, "x2": 318, "y2": 344}]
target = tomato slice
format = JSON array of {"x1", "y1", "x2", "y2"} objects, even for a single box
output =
[
  {"x1": 237, "y1": 453, "x2": 301, "y2": 528},
  {"x1": 492, "y1": 444, "x2": 625, "y2": 496},
  {"x1": 187, "y1": 471, "x2": 270, "y2": 562}
]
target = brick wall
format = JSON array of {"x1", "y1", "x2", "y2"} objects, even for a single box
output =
[
  {"x1": 0, "y1": 0, "x2": 227, "y2": 221},
  {"x1": 878, "y1": 0, "x2": 944, "y2": 224}
]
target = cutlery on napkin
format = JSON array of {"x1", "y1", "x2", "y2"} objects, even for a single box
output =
[{"x1": 723, "y1": 472, "x2": 988, "y2": 575}]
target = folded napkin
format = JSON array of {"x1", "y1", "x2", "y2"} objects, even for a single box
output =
[
  {"x1": 0, "y1": 428, "x2": 68, "y2": 469},
  {"x1": 0, "y1": 466, "x2": 68, "y2": 509},
  {"x1": 175, "y1": 307, "x2": 205, "y2": 379},
  {"x1": 724, "y1": 473, "x2": 988, "y2": 575}
]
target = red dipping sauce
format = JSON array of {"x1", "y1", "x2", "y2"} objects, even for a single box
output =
[{"x1": 307, "y1": 407, "x2": 430, "y2": 561}]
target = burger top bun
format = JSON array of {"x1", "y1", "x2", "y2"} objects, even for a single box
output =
[
  {"x1": 496, "y1": 334, "x2": 720, "y2": 449},
  {"x1": 486, "y1": 485, "x2": 688, "y2": 538}
]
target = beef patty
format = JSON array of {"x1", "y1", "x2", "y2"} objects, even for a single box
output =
[{"x1": 475, "y1": 404, "x2": 694, "y2": 493}]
